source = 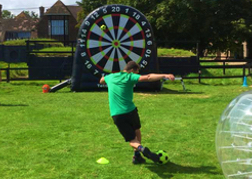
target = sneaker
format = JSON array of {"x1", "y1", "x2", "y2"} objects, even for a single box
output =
[
  {"x1": 132, "y1": 155, "x2": 146, "y2": 164},
  {"x1": 142, "y1": 147, "x2": 160, "y2": 163}
]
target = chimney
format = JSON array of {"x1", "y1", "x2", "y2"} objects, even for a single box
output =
[
  {"x1": 39, "y1": 6, "x2": 44, "y2": 18},
  {"x1": 0, "y1": 4, "x2": 2, "y2": 18}
]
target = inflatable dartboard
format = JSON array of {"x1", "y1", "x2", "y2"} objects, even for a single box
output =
[
  {"x1": 74, "y1": 4, "x2": 155, "y2": 78},
  {"x1": 70, "y1": 4, "x2": 159, "y2": 91}
]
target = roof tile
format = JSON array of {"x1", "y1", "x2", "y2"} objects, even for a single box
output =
[{"x1": 45, "y1": 0, "x2": 70, "y2": 15}]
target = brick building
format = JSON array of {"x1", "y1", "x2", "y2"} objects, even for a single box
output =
[
  {"x1": 0, "y1": 0, "x2": 82, "y2": 42},
  {"x1": 37, "y1": 0, "x2": 82, "y2": 41},
  {"x1": 0, "y1": 5, "x2": 38, "y2": 42}
]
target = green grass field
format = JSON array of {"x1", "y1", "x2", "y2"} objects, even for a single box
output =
[
  {"x1": 0, "y1": 80, "x2": 250, "y2": 179},
  {"x1": 0, "y1": 42, "x2": 250, "y2": 178}
]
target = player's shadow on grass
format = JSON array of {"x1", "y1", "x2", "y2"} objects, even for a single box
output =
[
  {"x1": 160, "y1": 87, "x2": 203, "y2": 94},
  {"x1": 145, "y1": 161, "x2": 221, "y2": 179},
  {"x1": 0, "y1": 103, "x2": 28, "y2": 107},
  {"x1": 136, "y1": 88, "x2": 203, "y2": 95}
]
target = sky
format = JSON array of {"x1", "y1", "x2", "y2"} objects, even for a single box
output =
[{"x1": 0, "y1": 0, "x2": 79, "y2": 15}]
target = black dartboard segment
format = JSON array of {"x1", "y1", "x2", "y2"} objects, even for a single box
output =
[{"x1": 77, "y1": 4, "x2": 154, "y2": 77}]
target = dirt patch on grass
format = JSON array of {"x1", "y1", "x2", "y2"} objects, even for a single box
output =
[
  {"x1": 177, "y1": 94, "x2": 211, "y2": 99},
  {"x1": 137, "y1": 93, "x2": 157, "y2": 97}
]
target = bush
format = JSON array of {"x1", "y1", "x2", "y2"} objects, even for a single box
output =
[
  {"x1": 3, "y1": 38, "x2": 64, "y2": 47},
  {"x1": 0, "y1": 62, "x2": 28, "y2": 79},
  {"x1": 158, "y1": 48, "x2": 195, "y2": 57},
  {"x1": 32, "y1": 47, "x2": 75, "y2": 57}
]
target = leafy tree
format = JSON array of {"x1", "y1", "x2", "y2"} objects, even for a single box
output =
[
  {"x1": 76, "y1": 0, "x2": 107, "y2": 28},
  {"x1": 75, "y1": 0, "x2": 163, "y2": 30},
  {"x1": 235, "y1": 0, "x2": 252, "y2": 58},
  {"x1": 23, "y1": 11, "x2": 38, "y2": 19},
  {"x1": 144, "y1": 0, "x2": 252, "y2": 56},
  {"x1": 75, "y1": 0, "x2": 252, "y2": 57},
  {"x1": 2, "y1": 10, "x2": 15, "y2": 19},
  {"x1": 205, "y1": 0, "x2": 251, "y2": 56},
  {"x1": 76, "y1": 0, "x2": 107, "y2": 17}
]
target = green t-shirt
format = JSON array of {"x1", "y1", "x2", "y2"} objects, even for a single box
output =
[{"x1": 104, "y1": 72, "x2": 141, "y2": 116}]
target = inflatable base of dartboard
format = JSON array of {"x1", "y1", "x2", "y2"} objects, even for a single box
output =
[
  {"x1": 70, "y1": 69, "x2": 162, "y2": 92},
  {"x1": 71, "y1": 80, "x2": 162, "y2": 92},
  {"x1": 68, "y1": 4, "x2": 161, "y2": 92},
  {"x1": 49, "y1": 79, "x2": 162, "y2": 92}
]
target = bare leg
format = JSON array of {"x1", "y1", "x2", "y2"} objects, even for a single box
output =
[
  {"x1": 129, "y1": 129, "x2": 142, "y2": 149},
  {"x1": 135, "y1": 129, "x2": 141, "y2": 143},
  {"x1": 129, "y1": 137, "x2": 141, "y2": 149},
  {"x1": 133, "y1": 129, "x2": 142, "y2": 152},
  {"x1": 130, "y1": 136, "x2": 146, "y2": 164},
  {"x1": 130, "y1": 129, "x2": 160, "y2": 163}
]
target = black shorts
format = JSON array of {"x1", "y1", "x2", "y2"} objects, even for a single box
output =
[{"x1": 112, "y1": 108, "x2": 141, "y2": 142}]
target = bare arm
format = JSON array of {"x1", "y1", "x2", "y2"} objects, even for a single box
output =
[
  {"x1": 100, "y1": 77, "x2": 106, "y2": 84},
  {"x1": 138, "y1": 73, "x2": 175, "y2": 82}
]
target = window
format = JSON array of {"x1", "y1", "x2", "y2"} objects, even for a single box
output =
[
  {"x1": 5, "y1": 31, "x2": 31, "y2": 40},
  {"x1": 48, "y1": 20, "x2": 68, "y2": 35},
  {"x1": 18, "y1": 32, "x2": 31, "y2": 38}
]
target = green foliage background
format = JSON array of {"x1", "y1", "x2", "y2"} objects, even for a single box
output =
[{"x1": 76, "y1": 0, "x2": 252, "y2": 56}]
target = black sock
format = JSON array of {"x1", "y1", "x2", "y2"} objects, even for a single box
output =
[{"x1": 134, "y1": 150, "x2": 141, "y2": 157}]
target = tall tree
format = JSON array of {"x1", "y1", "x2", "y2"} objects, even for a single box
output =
[
  {"x1": 76, "y1": 0, "x2": 107, "y2": 18},
  {"x1": 2, "y1": 10, "x2": 15, "y2": 19},
  {"x1": 23, "y1": 11, "x2": 39, "y2": 19},
  {"x1": 76, "y1": 0, "x2": 107, "y2": 28},
  {"x1": 75, "y1": 0, "x2": 252, "y2": 57},
  {"x1": 146, "y1": 0, "x2": 251, "y2": 56},
  {"x1": 237, "y1": 0, "x2": 252, "y2": 58}
]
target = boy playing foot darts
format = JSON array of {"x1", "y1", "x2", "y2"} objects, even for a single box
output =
[{"x1": 100, "y1": 61, "x2": 175, "y2": 164}]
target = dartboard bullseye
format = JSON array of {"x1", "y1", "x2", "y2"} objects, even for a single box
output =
[{"x1": 77, "y1": 4, "x2": 154, "y2": 77}]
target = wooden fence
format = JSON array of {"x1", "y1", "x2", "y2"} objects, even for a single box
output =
[
  {"x1": 1, "y1": 59, "x2": 251, "y2": 83},
  {"x1": 183, "y1": 59, "x2": 252, "y2": 83}
]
